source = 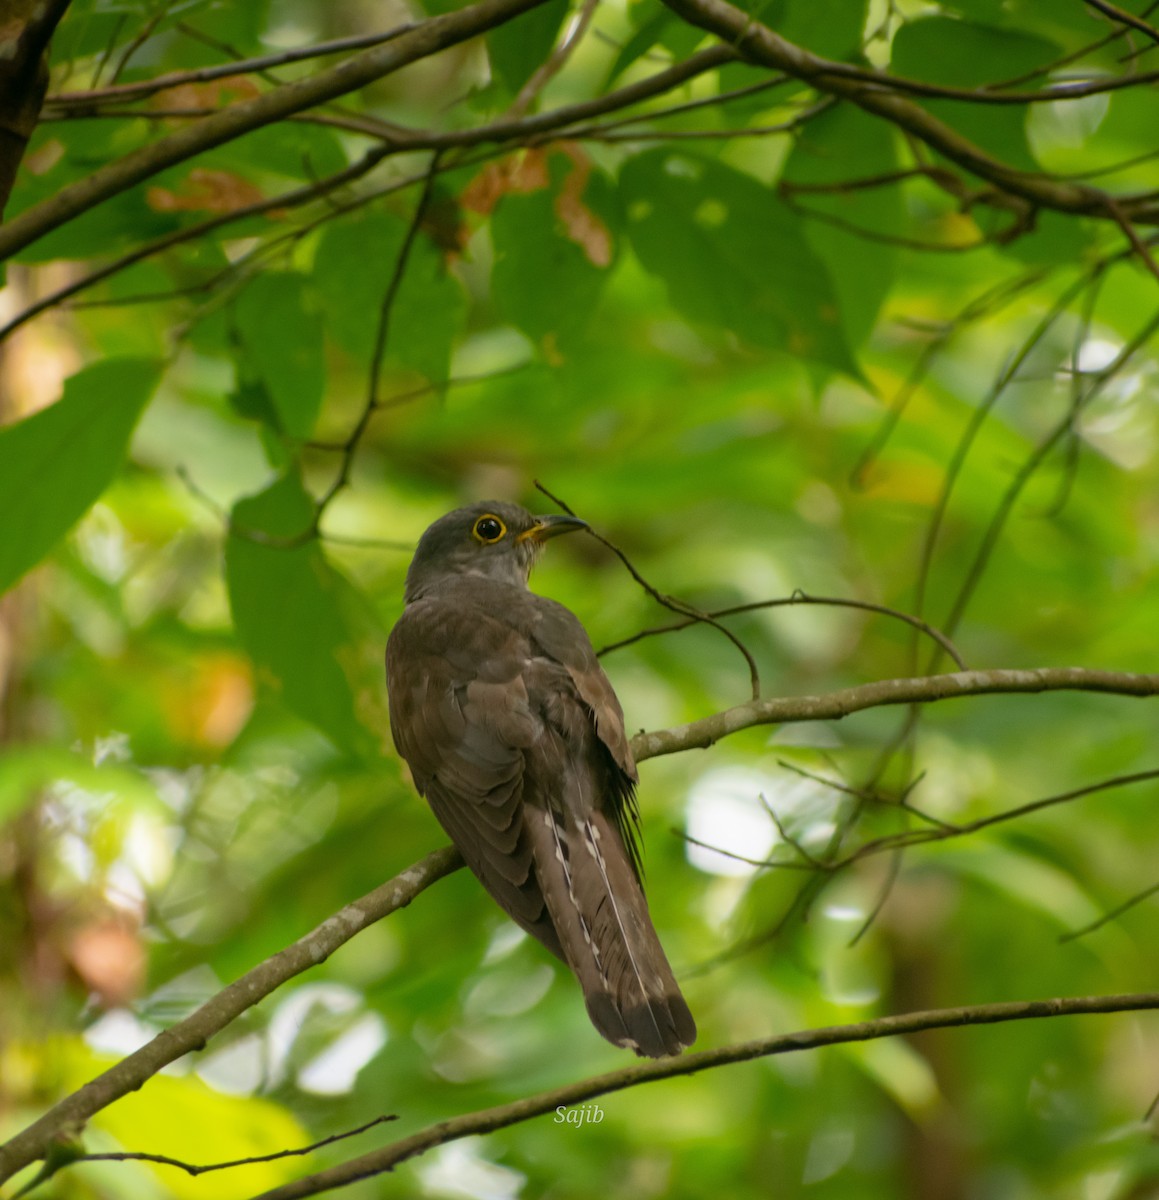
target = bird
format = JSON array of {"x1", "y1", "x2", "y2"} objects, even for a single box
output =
[{"x1": 385, "y1": 500, "x2": 696, "y2": 1058}]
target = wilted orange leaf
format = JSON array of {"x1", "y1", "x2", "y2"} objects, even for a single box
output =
[
  {"x1": 462, "y1": 144, "x2": 611, "y2": 267},
  {"x1": 153, "y1": 75, "x2": 261, "y2": 111},
  {"x1": 146, "y1": 167, "x2": 266, "y2": 214}
]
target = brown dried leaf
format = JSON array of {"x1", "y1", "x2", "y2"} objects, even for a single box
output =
[
  {"x1": 461, "y1": 148, "x2": 551, "y2": 215},
  {"x1": 553, "y1": 143, "x2": 612, "y2": 268},
  {"x1": 153, "y1": 74, "x2": 261, "y2": 111},
  {"x1": 146, "y1": 167, "x2": 266, "y2": 214}
]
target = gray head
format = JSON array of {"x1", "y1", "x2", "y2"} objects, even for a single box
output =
[{"x1": 403, "y1": 500, "x2": 587, "y2": 602}]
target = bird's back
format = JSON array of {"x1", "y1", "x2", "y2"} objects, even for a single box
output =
[{"x1": 387, "y1": 574, "x2": 695, "y2": 1055}]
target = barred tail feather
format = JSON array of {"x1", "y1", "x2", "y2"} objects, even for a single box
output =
[{"x1": 526, "y1": 807, "x2": 696, "y2": 1058}]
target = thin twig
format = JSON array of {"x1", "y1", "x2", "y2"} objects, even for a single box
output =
[
  {"x1": 850, "y1": 266, "x2": 1052, "y2": 486},
  {"x1": 251, "y1": 996, "x2": 1159, "y2": 1200},
  {"x1": 108, "y1": 5, "x2": 170, "y2": 85},
  {"x1": 1059, "y1": 879, "x2": 1159, "y2": 943},
  {"x1": 941, "y1": 305, "x2": 1159, "y2": 640},
  {"x1": 3, "y1": 49, "x2": 737, "y2": 340},
  {"x1": 47, "y1": 25, "x2": 422, "y2": 108},
  {"x1": 630, "y1": 669, "x2": 1159, "y2": 763},
  {"x1": 534, "y1": 482, "x2": 762, "y2": 699},
  {"x1": 311, "y1": 150, "x2": 445, "y2": 527},
  {"x1": 848, "y1": 845, "x2": 905, "y2": 947},
  {"x1": 1104, "y1": 193, "x2": 1159, "y2": 283},
  {"x1": 82, "y1": 1116, "x2": 397, "y2": 1177},
  {"x1": 0, "y1": 0, "x2": 558, "y2": 263},
  {"x1": 307, "y1": 366, "x2": 532, "y2": 450},
  {"x1": 0, "y1": 142, "x2": 394, "y2": 344},
  {"x1": 1084, "y1": 0, "x2": 1159, "y2": 44},
  {"x1": 509, "y1": 0, "x2": 600, "y2": 117},
  {"x1": 914, "y1": 267, "x2": 1103, "y2": 635},
  {"x1": 599, "y1": 591, "x2": 968, "y2": 673}
]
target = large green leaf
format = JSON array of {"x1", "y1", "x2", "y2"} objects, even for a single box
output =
[
  {"x1": 620, "y1": 149, "x2": 859, "y2": 376},
  {"x1": 0, "y1": 357, "x2": 161, "y2": 596},
  {"x1": 782, "y1": 105, "x2": 900, "y2": 348},
  {"x1": 607, "y1": 6, "x2": 707, "y2": 84},
  {"x1": 312, "y1": 209, "x2": 465, "y2": 385},
  {"x1": 233, "y1": 272, "x2": 325, "y2": 440},
  {"x1": 225, "y1": 472, "x2": 374, "y2": 756},
  {"x1": 738, "y1": 0, "x2": 869, "y2": 60},
  {"x1": 891, "y1": 17, "x2": 1059, "y2": 172},
  {"x1": 491, "y1": 154, "x2": 618, "y2": 353},
  {"x1": 487, "y1": 0, "x2": 569, "y2": 96},
  {"x1": 9, "y1": 122, "x2": 179, "y2": 263}
]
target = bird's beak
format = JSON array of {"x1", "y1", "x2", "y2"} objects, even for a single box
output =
[{"x1": 517, "y1": 514, "x2": 589, "y2": 543}]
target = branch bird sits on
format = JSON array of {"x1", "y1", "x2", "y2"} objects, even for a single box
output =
[{"x1": 386, "y1": 501, "x2": 695, "y2": 1057}]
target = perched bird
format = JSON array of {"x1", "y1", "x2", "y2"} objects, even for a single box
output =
[{"x1": 386, "y1": 501, "x2": 696, "y2": 1057}]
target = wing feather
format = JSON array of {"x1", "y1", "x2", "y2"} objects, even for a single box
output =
[{"x1": 386, "y1": 579, "x2": 695, "y2": 1056}]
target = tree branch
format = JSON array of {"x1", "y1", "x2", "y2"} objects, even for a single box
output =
[
  {"x1": 0, "y1": 0, "x2": 72, "y2": 217},
  {"x1": 44, "y1": 25, "x2": 421, "y2": 108},
  {"x1": 248, "y1": 992, "x2": 1159, "y2": 1199},
  {"x1": 630, "y1": 668, "x2": 1159, "y2": 762},
  {"x1": 658, "y1": 0, "x2": 1159, "y2": 226},
  {"x1": 0, "y1": 0, "x2": 552, "y2": 262},
  {"x1": 3, "y1": 666, "x2": 1156, "y2": 1185},
  {"x1": 1084, "y1": 0, "x2": 1159, "y2": 45},
  {"x1": 0, "y1": 45, "x2": 735, "y2": 341},
  {"x1": 0, "y1": 847, "x2": 462, "y2": 1187}
]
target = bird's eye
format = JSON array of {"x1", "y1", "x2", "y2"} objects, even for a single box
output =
[{"x1": 472, "y1": 515, "x2": 506, "y2": 544}]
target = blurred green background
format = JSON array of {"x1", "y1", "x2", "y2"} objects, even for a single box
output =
[{"x1": 2, "y1": 0, "x2": 1159, "y2": 1196}]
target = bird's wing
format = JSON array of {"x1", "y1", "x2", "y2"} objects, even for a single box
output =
[
  {"x1": 388, "y1": 588, "x2": 695, "y2": 1057},
  {"x1": 530, "y1": 598, "x2": 637, "y2": 780},
  {"x1": 528, "y1": 598, "x2": 644, "y2": 871},
  {"x1": 386, "y1": 598, "x2": 564, "y2": 956}
]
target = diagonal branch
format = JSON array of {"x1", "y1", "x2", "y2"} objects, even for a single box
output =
[
  {"x1": 1084, "y1": 0, "x2": 1159, "y2": 44},
  {"x1": 3, "y1": 667, "x2": 1156, "y2": 1185},
  {"x1": 0, "y1": 847, "x2": 462, "y2": 1186},
  {"x1": 44, "y1": 25, "x2": 421, "y2": 108},
  {"x1": 658, "y1": 0, "x2": 1159, "y2": 226},
  {"x1": 0, "y1": 0, "x2": 552, "y2": 262},
  {"x1": 631, "y1": 667, "x2": 1159, "y2": 761},
  {"x1": 0, "y1": 45, "x2": 735, "y2": 342},
  {"x1": 247, "y1": 992, "x2": 1159, "y2": 1199}
]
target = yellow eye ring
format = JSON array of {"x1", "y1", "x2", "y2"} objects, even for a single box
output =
[{"x1": 472, "y1": 514, "x2": 506, "y2": 544}]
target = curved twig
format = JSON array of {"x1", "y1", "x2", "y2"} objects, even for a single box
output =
[{"x1": 599, "y1": 591, "x2": 969, "y2": 671}]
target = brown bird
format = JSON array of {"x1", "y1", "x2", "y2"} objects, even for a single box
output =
[{"x1": 385, "y1": 501, "x2": 696, "y2": 1057}]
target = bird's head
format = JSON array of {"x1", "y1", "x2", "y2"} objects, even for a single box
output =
[{"x1": 403, "y1": 501, "x2": 588, "y2": 601}]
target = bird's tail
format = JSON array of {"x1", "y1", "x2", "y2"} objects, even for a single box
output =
[{"x1": 527, "y1": 808, "x2": 696, "y2": 1058}]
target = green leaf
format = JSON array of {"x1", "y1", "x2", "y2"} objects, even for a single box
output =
[
  {"x1": 225, "y1": 472, "x2": 373, "y2": 756},
  {"x1": 620, "y1": 149, "x2": 859, "y2": 376},
  {"x1": 9, "y1": 122, "x2": 178, "y2": 263},
  {"x1": 608, "y1": 6, "x2": 706, "y2": 84},
  {"x1": 891, "y1": 17, "x2": 1059, "y2": 172},
  {"x1": 233, "y1": 273, "x2": 325, "y2": 440},
  {"x1": 487, "y1": 0, "x2": 570, "y2": 96},
  {"x1": 312, "y1": 210, "x2": 465, "y2": 385},
  {"x1": 491, "y1": 153, "x2": 618, "y2": 353},
  {"x1": 782, "y1": 105, "x2": 900, "y2": 348},
  {"x1": 68, "y1": 1043, "x2": 308, "y2": 1200},
  {"x1": 892, "y1": 15, "x2": 1058, "y2": 86},
  {"x1": 740, "y1": 0, "x2": 869, "y2": 61},
  {"x1": 0, "y1": 358, "x2": 161, "y2": 596},
  {"x1": 205, "y1": 121, "x2": 348, "y2": 182}
]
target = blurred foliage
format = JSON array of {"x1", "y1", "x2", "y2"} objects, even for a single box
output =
[{"x1": 2, "y1": 0, "x2": 1159, "y2": 1198}]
